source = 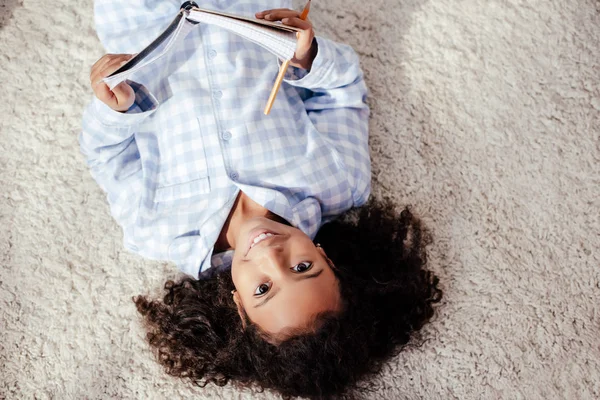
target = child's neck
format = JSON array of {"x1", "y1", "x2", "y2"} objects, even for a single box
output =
[{"x1": 215, "y1": 190, "x2": 286, "y2": 252}]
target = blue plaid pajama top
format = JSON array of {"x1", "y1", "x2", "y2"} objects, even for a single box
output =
[{"x1": 79, "y1": 0, "x2": 371, "y2": 277}]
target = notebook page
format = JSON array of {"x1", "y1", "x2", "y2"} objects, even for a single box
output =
[
  {"x1": 187, "y1": 9, "x2": 297, "y2": 60},
  {"x1": 191, "y1": 7, "x2": 301, "y2": 33}
]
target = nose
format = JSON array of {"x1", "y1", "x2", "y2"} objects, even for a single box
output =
[{"x1": 257, "y1": 245, "x2": 287, "y2": 275}]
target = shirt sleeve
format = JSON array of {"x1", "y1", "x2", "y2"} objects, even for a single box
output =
[
  {"x1": 79, "y1": 93, "x2": 157, "y2": 254},
  {"x1": 280, "y1": 36, "x2": 371, "y2": 207}
]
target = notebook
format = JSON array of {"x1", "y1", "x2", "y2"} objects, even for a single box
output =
[{"x1": 103, "y1": 2, "x2": 301, "y2": 90}]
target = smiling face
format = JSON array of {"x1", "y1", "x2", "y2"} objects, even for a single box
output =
[{"x1": 230, "y1": 216, "x2": 342, "y2": 337}]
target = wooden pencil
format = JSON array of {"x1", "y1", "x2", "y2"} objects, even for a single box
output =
[
  {"x1": 299, "y1": 0, "x2": 311, "y2": 20},
  {"x1": 264, "y1": 0, "x2": 311, "y2": 115}
]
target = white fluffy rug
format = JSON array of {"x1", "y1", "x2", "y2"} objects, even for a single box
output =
[{"x1": 1, "y1": 0, "x2": 599, "y2": 398}]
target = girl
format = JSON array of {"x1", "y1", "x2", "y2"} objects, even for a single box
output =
[{"x1": 80, "y1": 1, "x2": 442, "y2": 397}]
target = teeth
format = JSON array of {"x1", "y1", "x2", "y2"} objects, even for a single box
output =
[
  {"x1": 254, "y1": 233, "x2": 267, "y2": 243},
  {"x1": 250, "y1": 232, "x2": 274, "y2": 248}
]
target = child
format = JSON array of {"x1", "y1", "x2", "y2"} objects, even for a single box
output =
[{"x1": 80, "y1": 0, "x2": 442, "y2": 397}]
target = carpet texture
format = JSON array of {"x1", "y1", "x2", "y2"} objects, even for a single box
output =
[{"x1": 1, "y1": 0, "x2": 599, "y2": 398}]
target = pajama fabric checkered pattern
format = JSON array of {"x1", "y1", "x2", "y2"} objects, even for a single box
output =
[{"x1": 80, "y1": 0, "x2": 371, "y2": 277}]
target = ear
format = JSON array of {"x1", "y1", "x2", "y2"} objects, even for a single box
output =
[
  {"x1": 232, "y1": 290, "x2": 247, "y2": 330},
  {"x1": 316, "y1": 245, "x2": 335, "y2": 269}
]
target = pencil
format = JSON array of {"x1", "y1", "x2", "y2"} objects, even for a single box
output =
[
  {"x1": 299, "y1": 0, "x2": 311, "y2": 20},
  {"x1": 264, "y1": 0, "x2": 311, "y2": 115}
]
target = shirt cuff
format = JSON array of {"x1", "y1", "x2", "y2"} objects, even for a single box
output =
[{"x1": 278, "y1": 36, "x2": 334, "y2": 89}]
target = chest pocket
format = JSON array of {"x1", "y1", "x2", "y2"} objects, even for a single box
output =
[{"x1": 152, "y1": 102, "x2": 212, "y2": 212}]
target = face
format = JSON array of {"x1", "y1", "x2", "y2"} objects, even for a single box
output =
[{"x1": 231, "y1": 217, "x2": 341, "y2": 337}]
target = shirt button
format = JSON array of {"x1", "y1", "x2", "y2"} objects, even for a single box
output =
[
  {"x1": 221, "y1": 131, "x2": 232, "y2": 141},
  {"x1": 213, "y1": 90, "x2": 222, "y2": 99},
  {"x1": 208, "y1": 49, "x2": 217, "y2": 59},
  {"x1": 229, "y1": 171, "x2": 239, "y2": 180}
]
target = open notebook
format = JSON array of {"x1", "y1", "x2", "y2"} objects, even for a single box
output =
[{"x1": 103, "y1": 1, "x2": 301, "y2": 90}]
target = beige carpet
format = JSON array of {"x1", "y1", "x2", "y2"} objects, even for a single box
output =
[{"x1": 1, "y1": 0, "x2": 599, "y2": 398}]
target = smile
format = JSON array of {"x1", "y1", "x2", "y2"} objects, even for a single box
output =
[
  {"x1": 251, "y1": 232, "x2": 275, "y2": 248},
  {"x1": 245, "y1": 230, "x2": 278, "y2": 256}
]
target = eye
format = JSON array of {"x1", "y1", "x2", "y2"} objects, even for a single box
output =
[
  {"x1": 254, "y1": 282, "x2": 271, "y2": 296},
  {"x1": 291, "y1": 261, "x2": 313, "y2": 273}
]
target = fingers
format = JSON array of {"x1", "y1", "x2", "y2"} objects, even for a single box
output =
[
  {"x1": 255, "y1": 9, "x2": 274, "y2": 18},
  {"x1": 255, "y1": 8, "x2": 313, "y2": 42},
  {"x1": 255, "y1": 9, "x2": 300, "y2": 20},
  {"x1": 110, "y1": 81, "x2": 136, "y2": 112},
  {"x1": 281, "y1": 17, "x2": 311, "y2": 30},
  {"x1": 282, "y1": 17, "x2": 313, "y2": 49},
  {"x1": 256, "y1": 9, "x2": 312, "y2": 37},
  {"x1": 90, "y1": 53, "x2": 135, "y2": 85},
  {"x1": 256, "y1": 8, "x2": 316, "y2": 70},
  {"x1": 89, "y1": 53, "x2": 136, "y2": 112},
  {"x1": 94, "y1": 79, "x2": 135, "y2": 112},
  {"x1": 90, "y1": 56, "x2": 112, "y2": 78},
  {"x1": 93, "y1": 80, "x2": 114, "y2": 104}
]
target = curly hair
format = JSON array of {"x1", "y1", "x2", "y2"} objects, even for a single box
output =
[{"x1": 134, "y1": 199, "x2": 443, "y2": 399}]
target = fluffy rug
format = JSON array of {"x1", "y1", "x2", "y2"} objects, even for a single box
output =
[{"x1": 1, "y1": 0, "x2": 599, "y2": 398}]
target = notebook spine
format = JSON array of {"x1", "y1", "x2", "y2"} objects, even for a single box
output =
[{"x1": 106, "y1": 11, "x2": 185, "y2": 78}]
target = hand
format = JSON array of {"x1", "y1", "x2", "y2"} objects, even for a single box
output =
[
  {"x1": 255, "y1": 8, "x2": 318, "y2": 70},
  {"x1": 90, "y1": 54, "x2": 136, "y2": 112}
]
